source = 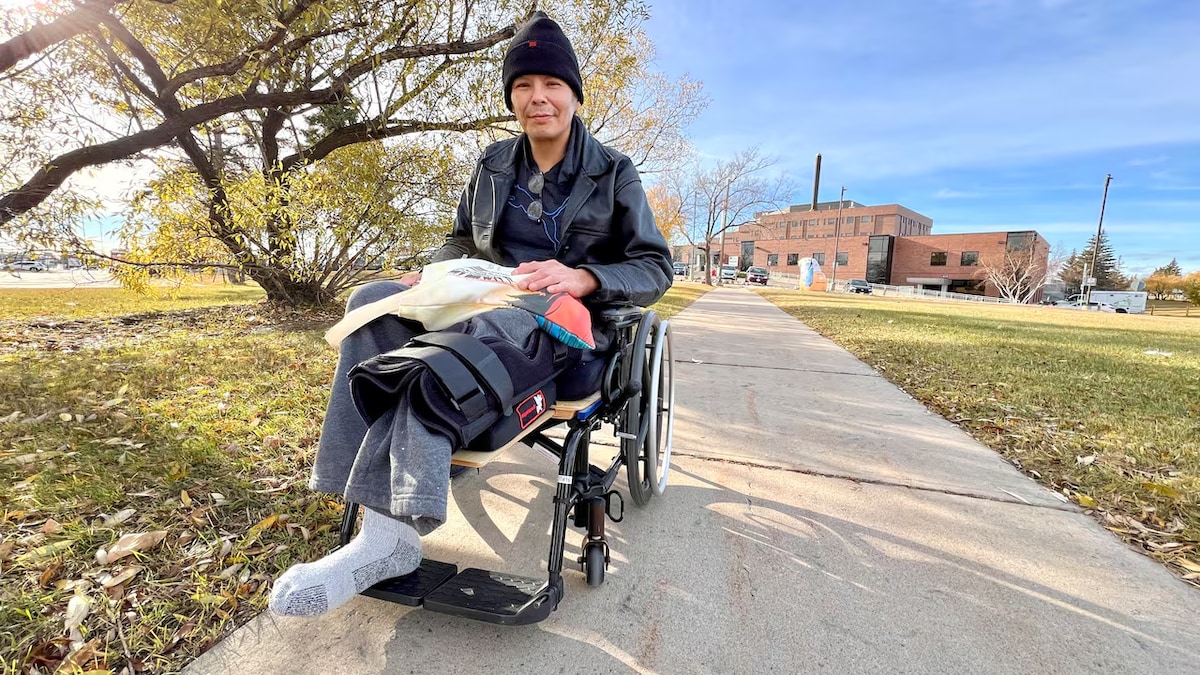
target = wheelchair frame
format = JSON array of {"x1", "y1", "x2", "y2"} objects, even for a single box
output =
[{"x1": 338, "y1": 306, "x2": 675, "y2": 625}]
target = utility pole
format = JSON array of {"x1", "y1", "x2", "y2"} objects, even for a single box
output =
[
  {"x1": 716, "y1": 184, "x2": 729, "y2": 286},
  {"x1": 829, "y1": 186, "x2": 846, "y2": 290},
  {"x1": 1085, "y1": 173, "x2": 1112, "y2": 309}
]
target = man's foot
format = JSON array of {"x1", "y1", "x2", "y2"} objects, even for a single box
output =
[{"x1": 269, "y1": 507, "x2": 421, "y2": 616}]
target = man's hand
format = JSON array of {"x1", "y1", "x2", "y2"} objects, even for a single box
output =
[
  {"x1": 399, "y1": 270, "x2": 422, "y2": 287},
  {"x1": 513, "y1": 259, "x2": 599, "y2": 298}
]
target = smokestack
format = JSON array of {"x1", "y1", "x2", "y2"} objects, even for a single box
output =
[{"x1": 811, "y1": 153, "x2": 822, "y2": 210}]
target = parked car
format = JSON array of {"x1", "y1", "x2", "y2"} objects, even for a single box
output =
[
  {"x1": 673, "y1": 262, "x2": 688, "y2": 276},
  {"x1": 719, "y1": 265, "x2": 737, "y2": 282},
  {"x1": 745, "y1": 266, "x2": 769, "y2": 285},
  {"x1": 845, "y1": 279, "x2": 872, "y2": 294},
  {"x1": 8, "y1": 260, "x2": 47, "y2": 272}
]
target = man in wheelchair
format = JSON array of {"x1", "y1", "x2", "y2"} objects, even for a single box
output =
[{"x1": 269, "y1": 11, "x2": 673, "y2": 618}]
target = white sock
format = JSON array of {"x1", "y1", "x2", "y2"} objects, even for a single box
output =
[{"x1": 269, "y1": 508, "x2": 421, "y2": 616}]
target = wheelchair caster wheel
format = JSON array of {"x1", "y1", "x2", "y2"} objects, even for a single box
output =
[{"x1": 584, "y1": 544, "x2": 606, "y2": 587}]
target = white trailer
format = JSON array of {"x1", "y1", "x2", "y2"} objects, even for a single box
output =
[{"x1": 1088, "y1": 291, "x2": 1147, "y2": 314}]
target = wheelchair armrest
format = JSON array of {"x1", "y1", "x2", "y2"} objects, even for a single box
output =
[{"x1": 598, "y1": 305, "x2": 644, "y2": 330}]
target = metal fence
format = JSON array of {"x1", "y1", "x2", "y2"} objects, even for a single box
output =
[{"x1": 766, "y1": 273, "x2": 1019, "y2": 305}]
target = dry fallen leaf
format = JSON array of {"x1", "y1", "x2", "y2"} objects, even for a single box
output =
[
  {"x1": 40, "y1": 518, "x2": 63, "y2": 535},
  {"x1": 105, "y1": 531, "x2": 168, "y2": 563},
  {"x1": 100, "y1": 508, "x2": 137, "y2": 527},
  {"x1": 17, "y1": 539, "x2": 74, "y2": 563},
  {"x1": 1176, "y1": 559, "x2": 1200, "y2": 574},
  {"x1": 63, "y1": 594, "x2": 91, "y2": 632},
  {"x1": 102, "y1": 565, "x2": 143, "y2": 588},
  {"x1": 38, "y1": 560, "x2": 63, "y2": 588}
]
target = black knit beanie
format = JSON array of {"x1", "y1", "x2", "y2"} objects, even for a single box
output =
[{"x1": 502, "y1": 11, "x2": 584, "y2": 111}]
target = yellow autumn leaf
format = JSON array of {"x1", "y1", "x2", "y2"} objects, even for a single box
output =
[
  {"x1": 1076, "y1": 494, "x2": 1097, "y2": 509},
  {"x1": 17, "y1": 539, "x2": 74, "y2": 563},
  {"x1": 243, "y1": 514, "x2": 278, "y2": 546}
]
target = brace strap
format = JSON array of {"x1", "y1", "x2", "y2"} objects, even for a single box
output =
[{"x1": 411, "y1": 332, "x2": 515, "y2": 414}]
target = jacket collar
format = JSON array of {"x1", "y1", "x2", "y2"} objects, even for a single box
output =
[{"x1": 482, "y1": 116, "x2": 613, "y2": 179}]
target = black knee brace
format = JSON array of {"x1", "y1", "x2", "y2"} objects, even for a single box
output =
[{"x1": 348, "y1": 328, "x2": 573, "y2": 451}]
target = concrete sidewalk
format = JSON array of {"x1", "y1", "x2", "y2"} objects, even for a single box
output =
[{"x1": 189, "y1": 287, "x2": 1200, "y2": 674}]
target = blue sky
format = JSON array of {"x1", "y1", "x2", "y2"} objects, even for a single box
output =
[{"x1": 641, "y1": 0, "x2": 1200, "y2": 277}]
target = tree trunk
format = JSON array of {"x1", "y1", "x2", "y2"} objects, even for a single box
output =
[{"x1": 249, "y1": 267, "x2": 335, "y2": 306}]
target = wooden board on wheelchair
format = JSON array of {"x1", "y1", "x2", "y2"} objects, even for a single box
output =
[{"x1": 449, "y1": 392, "x2": 601, "y2": 468}]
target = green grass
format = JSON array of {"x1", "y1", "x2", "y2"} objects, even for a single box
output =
[
  {"x1": 0, "y1": 282, "x2": 265, "y2": 321},
  {"x1": 0, "y1": 282, "x2": 709, "y2": 673},
  {"x1": 757, "y1": 288, "x2": 1200, "y2": 585}
]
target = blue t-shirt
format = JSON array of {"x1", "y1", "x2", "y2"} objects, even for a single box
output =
[{"x1": 493, "y1": 138, "x2": 577, "y2": 267}]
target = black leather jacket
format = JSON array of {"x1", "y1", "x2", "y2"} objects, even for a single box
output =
[{"x1": 432, "y1": 118, "x2": 673, "y2": 309}]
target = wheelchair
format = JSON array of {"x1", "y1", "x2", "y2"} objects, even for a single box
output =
[{"x1": 337, "y1": 305, "x2": 676, "y2": 625}]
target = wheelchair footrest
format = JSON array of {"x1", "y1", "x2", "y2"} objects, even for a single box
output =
[
  {"x1": 362, "y1": 559, "x2": 458, "y2": 606},
  {"x1": 422, "y1": 568, "x2": 559, "y2": 625}
]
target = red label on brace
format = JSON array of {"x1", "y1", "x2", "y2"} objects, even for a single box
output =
[
  {"x1": 517, "y1": 390, "x2": 548, "y2": 428},
  {"x1": 528, "y1": 40, "x2": 537, "y2": 47}
]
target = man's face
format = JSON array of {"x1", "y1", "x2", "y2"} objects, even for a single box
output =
[{"x1": 511, "y1": 74, "x2": 578, "y2": 144}]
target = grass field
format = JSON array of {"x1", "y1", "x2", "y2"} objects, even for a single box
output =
[
  {"x1": 757, "y1": 288, "x2": 1200, "y2": 586},
  {"x1": 0, "y1": 281, "x2": 708, "y2": 674}
]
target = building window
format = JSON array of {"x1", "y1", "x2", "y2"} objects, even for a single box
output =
[
  {"x1": 861, "y1": 215, "x2": 872, "y2": 222},
  {"x1": 787, "y1": 253, "x2": 799, "y2": 266},
  {"x1": 931, "y1": 252, "x2": 947, "y2": 266},
  {"x1": 809, "y1": 219, "x2": 817, "y2": 225},
  {"x1": 867, "y1": 235, "x2": 892, "y2": 284},
  {"x1": 1006, "y1": 231, "x2": 1035, "y2": 251},
  {"x1": 824, "y1": 218, "x2": 834, "y2": 225},
  {"x1": 836, "y1": 252, "x2": 848, "y2": 265},
  {"x1": 767, "y1": 253, "x2": 779, "y2": 266},
  {"x1": 812, "y1": 252, "x2": 825, "y2": 265},
  {"x1": 845, "y1": 217, "x2": 854, "y2": 225},
  {"x1": 960, "y1": 251, "x2": 979, "y2": 266}
]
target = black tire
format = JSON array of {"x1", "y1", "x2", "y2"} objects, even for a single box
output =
[
  {"x1": 585, "y1": 545, "x2": 606, "y2": 586},
  {"x1": 625, "y1": 311, "x2": 661, "y2": 507},
  {"x1": 623, "y1": 388, "x2": 652, "y2": 506}
]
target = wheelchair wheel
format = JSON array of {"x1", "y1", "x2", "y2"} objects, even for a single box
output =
[
  {"x1": 585, "y1": 545, "x2": 606, "y2": 586},
  {"x1": 644, "y1": 319, "x2": 675, "y2": 497},
  {"x1": 624, "y1": 307, "x2": 672, "y2": 502}
]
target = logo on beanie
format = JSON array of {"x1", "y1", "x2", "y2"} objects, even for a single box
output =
[{"x1": 529, "y1": 40, "x2": 537, "y2": 47}]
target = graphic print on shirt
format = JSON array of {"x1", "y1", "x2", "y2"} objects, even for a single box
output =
[{"x1": 509, "y1": 183, "x2": 569, "y2": 248}]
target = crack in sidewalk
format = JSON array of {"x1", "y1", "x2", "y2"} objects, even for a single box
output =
[{"x1": 672, "y1": 451, "x2": 1077, "y2": 512}]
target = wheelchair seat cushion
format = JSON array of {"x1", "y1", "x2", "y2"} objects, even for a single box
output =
[{"x1": 555, "y1": 351, "x2": 607, "y2": 401}]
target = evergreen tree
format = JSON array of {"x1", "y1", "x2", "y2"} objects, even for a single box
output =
[
  {"x1": 1153, "y1": 258, "x2": 1183, "y2": 277},
  {"x1": 1058, "y1": 231, "x2": 1127, "y2": 294}
]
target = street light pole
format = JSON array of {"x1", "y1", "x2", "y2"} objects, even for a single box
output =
[
  {"x1": 1085, "y1": 173, "x2": 1113, "y2": 309},
  {"x1": 830, "y1": 186, "x2": 845, "y2": 290}
]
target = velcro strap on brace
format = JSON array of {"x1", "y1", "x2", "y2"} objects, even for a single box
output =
[
  {"x1": 410, "y1": 332, "x2": 515, "y2": 415},
  {"x1": 393, "y1": 345, "x2": 490, "y2": 420}
]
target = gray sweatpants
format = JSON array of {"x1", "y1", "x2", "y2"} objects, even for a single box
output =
[{"x1": 309, "y1": 280, "x2": 542, "y2": 534}]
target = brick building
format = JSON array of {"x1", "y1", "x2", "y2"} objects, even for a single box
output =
[{"x1": 684, "y1": 200, "x2": 1049, "y2": 301}]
